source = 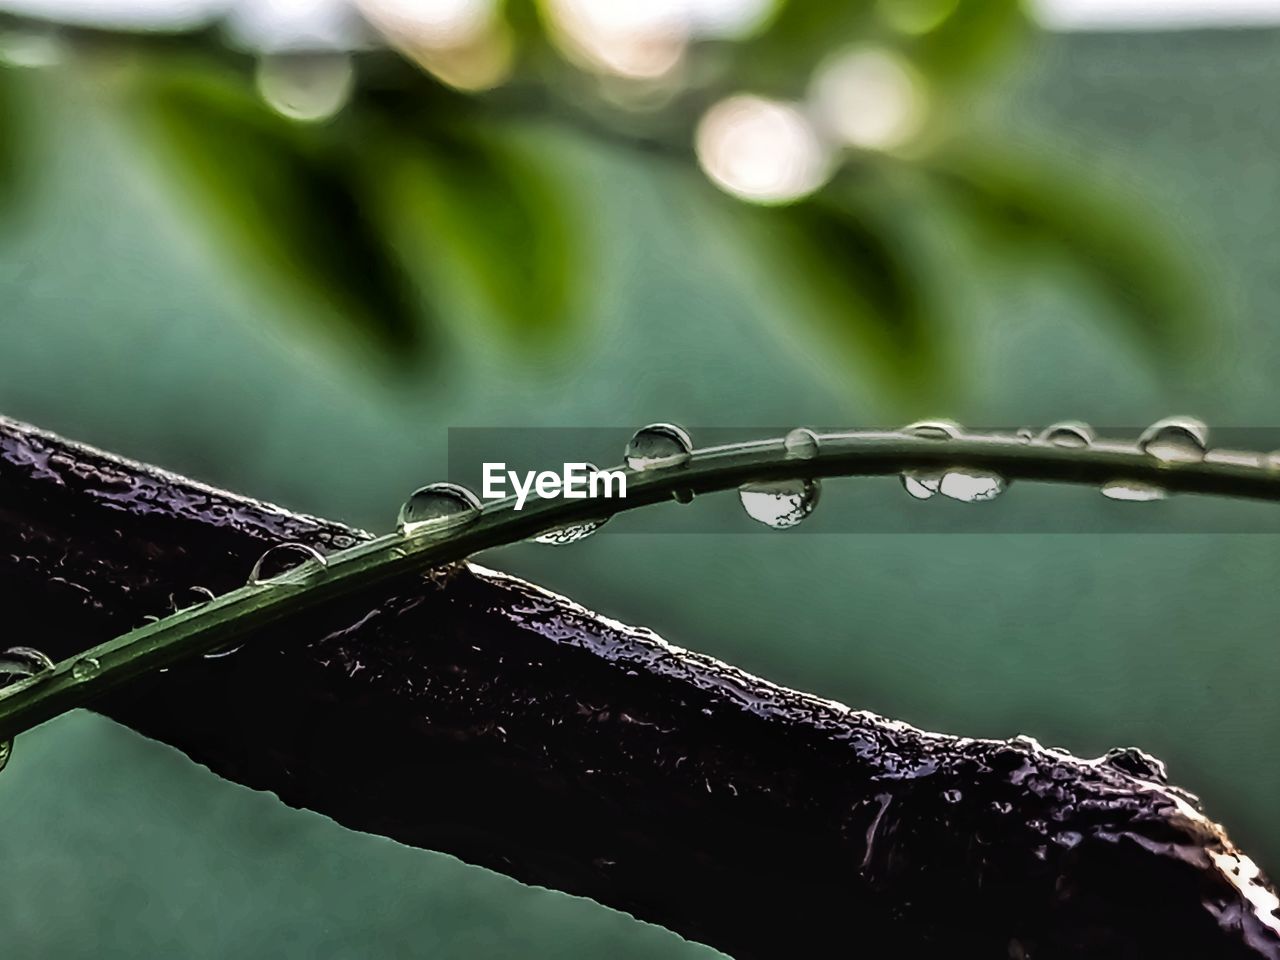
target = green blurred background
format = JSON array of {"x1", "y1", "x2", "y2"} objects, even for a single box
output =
[{"x1": 1, "y1": 4, "x2": 1279, "y2": 956}]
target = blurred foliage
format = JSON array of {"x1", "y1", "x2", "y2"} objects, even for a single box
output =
[
  {"x1": 138, "y1": 66, "x2": 428, "y2": 361},
  {"x1": 0, "y1": 0, "x2": 1204, "y2": 395}
]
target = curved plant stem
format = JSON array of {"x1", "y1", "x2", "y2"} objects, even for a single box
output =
[{"x1": 1, "y1": 426, "x2": 1278, "y2": 741}]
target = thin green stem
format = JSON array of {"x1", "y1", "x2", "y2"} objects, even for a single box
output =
[{"x1": 1, "y1": 426, "x2": 1278, "y2": 742}]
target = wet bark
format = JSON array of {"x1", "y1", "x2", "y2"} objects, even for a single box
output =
[{"x1": 1, "y1": 415, "x2": 1277, "y2": 959}]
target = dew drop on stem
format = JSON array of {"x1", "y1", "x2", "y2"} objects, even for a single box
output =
[
  {"x1": 1137, "y1": 416, "x2": 1208, "y2": 463},
  {"x1": 783, "y1": 427, "x2": 820, "y2": 460},
  {"x1": 900, "y1": 471, "x2": 942, "y2": 500},
  {"x1": 738, "y1": 478, "x2": 820, "y2": 528},
  {"x1": 938, "y1": 469, "x2": 1006, "y2": 502},
  {"x1": 533, "y1": 463, "x2": 611, "y2": 544},
  {"x1": 398, "y1": 482, "x2": 482, "y2": 537},
  {"x1": 248, "y1": 542, "x2": 328, "y2": 585},
  {"x1": 903, "y1": 419, "x2": 962, "y2": 440},
  {"x1": 0, "y1": 647, "x2": 55, "y2": 772},
  {"x1": 1038, "y1": 421, "x2": 1094, "y2": 448},
  {"x1": 533, "y1": 520, "x2": 608, "y2": 545},
  {"x1": 71, "y1": 657, "x2": 100, "y2": 682},
  {"x1": 625, "y1": 423, "x2": 693, "y2": 470},
  {"x1": 1101, "y1": 480, "x2": 1167, "y2": 502}
]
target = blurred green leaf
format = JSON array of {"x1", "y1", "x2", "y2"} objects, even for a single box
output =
[
  {"x1": 909, "y1": 0, "x2": 1028, "y2": 80},
  {"x1": 930, "y1": 141, "x2": 1203, "y2": 358},
  {"x1": 732, "y1": 1, "x2": 874, "y2": 94},
  {"x1": 132, "y1": 68, "x2": 427, "y2": 364},
  {"x1": 746, "y1": 182, "x2": 944, "y2": 396},
  {"x1": 363, "y1": 120, "x2": 577, "y2": 347}
]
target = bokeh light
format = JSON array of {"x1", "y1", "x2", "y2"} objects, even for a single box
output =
[
  {"x1": 808, "y1": 46, "x2": 926, "y2": 151},
  {"x1": 358, "y1": 0, "x2": 512, "y2": 90},
  {"x1": 695, "y1": 95, "x2": 832, "y2": 204},
  {"x1": 544, "y1": 0, "x2": 688, "y2": 80}
]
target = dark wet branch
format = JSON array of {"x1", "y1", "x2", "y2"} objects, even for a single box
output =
[{"x1": 0, "y1": 415, "x2": 1277, "y2": 959}]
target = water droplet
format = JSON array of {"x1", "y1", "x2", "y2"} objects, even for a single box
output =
[
  {"x1": 1100, "y1": 480, "x2": 1167, "y2": 502},
  {"x1": 942, "y1": 788, "x2": 962, "y2": 804},
  {"x1": 904, "y1": 419, "x2": 962, "y2": 440},
  {"x1": 1137, "y1": 416, "x2": 1208, "y2": 463},
  {"x1": 1037, "y1": 421, "x2": 1094, "y2": 448},
  {"x1": 625, "y1": 423, "x2": 693, "y2": 470},
  {"x1": 171, "y1": 585, "x2": 216, "y2": 612},
  {"x1": 1101, "y1": 746, "x2": 1168, "y2": 782},
  {"x1": 533, "y1": 518, "x2": 608, "y2": 545},
  {"x1": 783, "y1": 427, "x2": 820, "y2": 459},
  {"x1": 71, "y1": 657, "x2": 100, "y2": 682},
  {"x1": 256, "y1": 52, "x2": 355, "y2": 122},
  {"x1": 900, "y1": 470, "x2": 942, "y2": 500},
  {"x1": 738, "y1": 478, "x2": 820, "y2": 529},
  {"x1": 939, "y1": 468, "x2": 1005, "y2": 502},
  {"x1": 1015, "y1": 427, "x2": 1035, "y2": 443},
  {"x1": 398, "y1": 482, "x2": 482, "y2": 536},
  {"x1": 248, "y1": 542, "x2": 328, "y2": 585},
  {"x1": 0, "y1": 646, "x2": 50, "y2": 770}
]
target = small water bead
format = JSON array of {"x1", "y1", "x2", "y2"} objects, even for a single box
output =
[
  {"x1": 71, "y1": 657, "x2": 101, "y2": 682},
  {"x1": 398, "y1": 482, "x2": 483, "y2": 537},
  {"x1": 532, "y1": 463, "x2": 612, "y2": 545},
  {"x1": 533, "y1": 520, "x2": 608, "y2": 545},
  {"x1": 783, "y1": 427, "x2": 820, "y2": 460},
  {"x1": 1137, "y1": 416, "x2": 1208, "y2": 463},
  {"x1": 938, "y1": 469, "x2": 1006, "y2": 503},
  {"x1": 1100, "y1": 480, "x2": 1167, "y2": 502},
  {"x1": 1015, "y1": 427, "x2": 1035, "y2": 443},
  {"x1": 738, "y1": 478, "x2": 821, "y2": 529},
  {"x1": 625, "y1": 423, "x2": 693, "y2": 470},
  {"x1": 903, "y1": 419, "x2": 962, "y2": 440},
  {"x1": 900, "y1": 471, "x2": 942, "y2": 500},
  {"x1": 248, "y1": 542, "x2": 328, "y2": 585},
  {"x1": 171, "y1": 585, "x2": 216, "y2": 612},
  {"x1": 1037, "y1": 421, "x2": 1094, "y2": 448}
]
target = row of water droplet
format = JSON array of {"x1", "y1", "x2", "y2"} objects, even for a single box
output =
[
  {"x1": 105, "y1": 415, "x2": 1246, "y2": 655},
  {"x1": 388, "y1": 417, "x2": 1226, "y2": 543}
]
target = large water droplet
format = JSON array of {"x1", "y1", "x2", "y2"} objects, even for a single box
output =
[
  {"x1": 256, "y1": 52, "x2": 355, "y2": 122},
  {"x1": 625, "y1": 423, "x2": 693, "y2": 470},
  {"x1": 900, "y1": 470, "x2": 942, "y2": 500},
  {"x1": 398, "y1": 482, "x2": 483, "y2": 536},
  {"x1": 1137, "y1": 416, "x2": 1208, "y2": 463},
  {"x1": 0, "y1": 647, "x2": 55, "y2": 772},
  {"x1": 1038, "y1": 421, "x2": 1094, "y2": 448},
  {"x1": 71, "y1": 657, "x2": 100, "y2": 682},
  {"x1": 939, "y1": 469, "x2": 1005, "y2": 502},
  {"x1": 783, "y1": 427, "x2": 820, "y2": 460},
  {"x1": 738, "y1": 478, "x2": 820, "y2": 528},
  {"x1": 904, "y1": 419, "x2": 961, "y2": 440},
  {"x1": 249, "y1": 542, "x2": 328, "y2": 585},
  {"x1": 1101, "y1": 746, "x2": 1168, "y2": 782},
  {"x1": 1100, "y1": 480, "x2": 1167, "y2": 502}
]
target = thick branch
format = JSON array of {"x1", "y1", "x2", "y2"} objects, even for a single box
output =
[{"x1": 1, "y1": 416, "x2": 1278, "y2": 959}]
